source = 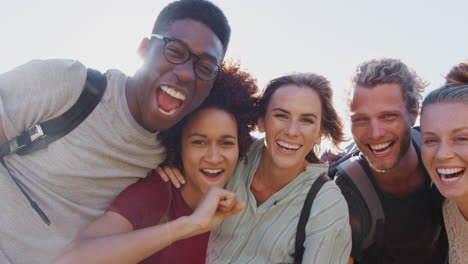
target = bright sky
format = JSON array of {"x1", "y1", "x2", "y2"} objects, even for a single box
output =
[{"x1": 1, "y1": 0, "x2": 467, "y2": 139}]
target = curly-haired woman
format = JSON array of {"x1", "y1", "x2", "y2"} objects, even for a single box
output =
[{"x1": 55, "y1": 62, "x2": 259, "y2": 264}]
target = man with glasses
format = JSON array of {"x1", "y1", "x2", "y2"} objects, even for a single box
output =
[{"x1": 0, "y1": 1, "x2": 230, "y2": 263}]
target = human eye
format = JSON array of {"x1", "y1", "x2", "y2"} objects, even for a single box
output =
[
  {"x1": 221, "y1": 140, "x2": 237, "y2": 146},
  {"x1": 383, "y1": 113, "x2": 398, "y2": 120},
  {"x1": 301, "y1": 118, "x2": 314, "y2": 124},
  {"x1": 274, "y1": 113, "x2": 288, "y2": 119},
  {"x1": 454, "y1": 136, "x2": 468, "y2": 143},
  {"x1": 165, "y1": 42, "x2": 187, "y2": 61},
  {"x1": 351, "y1": 116, "x2": 368, "y2": 124},
  {"x1": 196, "y1": 60, "x2": 216, "y2": 78},
  {"x1": 423, "y1": 137, "x2": 438, "y2": 145},
  {"x1": 191, "y1": 139, "x2": 206, "y2": 145}
]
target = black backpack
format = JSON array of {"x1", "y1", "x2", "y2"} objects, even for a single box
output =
[{"x1": 0, "y1": 68, "x2": 107, "y2": 225}]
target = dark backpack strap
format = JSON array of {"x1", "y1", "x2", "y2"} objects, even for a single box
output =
[
  {"x1": 15, "y1": 68, "x2": 107, "y2": 155},
  {"x1": 0, "y1": 68, "x2": 107, "y2": 225},
  {"x1": 411, "y1": 127, "x2": 422, "y2": 150},
  {"x1": 294, "y1": 173, "x2": 330, "y2": 264},
  {"x1": 336, "y1": 156, "x2": 385, "y2": 250}
]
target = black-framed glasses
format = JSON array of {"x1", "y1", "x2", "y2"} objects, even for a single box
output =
[{"x1": 151, "y1": 34, "x2": 223, "y2": 81}]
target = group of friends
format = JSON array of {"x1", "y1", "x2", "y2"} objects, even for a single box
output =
[{"x1": 0, "y1": 1, "x2": 466, "y2": 264}]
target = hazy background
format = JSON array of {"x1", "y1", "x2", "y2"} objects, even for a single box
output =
[{"x1": 2, "y1": 0, "x2": 467, "y2": 143}]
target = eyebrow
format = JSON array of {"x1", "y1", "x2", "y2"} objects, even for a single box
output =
[
  {"x1": 422, "y1": 127, "x2": 468, "y2": 136},
  {"x1": 453, "y1": 127, "x2": 468, "y2": 133},
  {"x1": 272, "y1": 107, "x2": 318, "y2": 119},
  {"x1": 177, "y1": 38, "x2": 219, "y2": 62},
  {"x1": 187, "y1": 133, "x2": 237, "y2": 139}
]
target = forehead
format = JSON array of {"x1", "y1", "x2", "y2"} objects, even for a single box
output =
[
  {"x1": 161, "y1": 19, "x2": 224, "y2": 62},
  {"x1": 183, "y1": 108, "x2": 237, "y2": 136},
  {"x1": 421, "y1": 103, "x2": 468, "y2": 132},
  {"x1": 268, "y1": 84, "x2": 322, "y2": 115},
  {"x1": 351, "y1": 83, "x2": 407, "y2": 115}
]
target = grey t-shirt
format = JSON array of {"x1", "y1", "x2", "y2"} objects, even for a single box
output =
[{"x1": 0, "y1": 59, "x2": 165, "y2": 263}]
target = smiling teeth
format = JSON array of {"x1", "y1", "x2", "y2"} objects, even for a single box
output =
[
  {"x1": 159, "y1": 108, "x2": 177, "y2": 116},
  {"x1": 437, "y1": 168, "x2": 464, "y2": 175},
  {"x1": 370, "y1": 142, "x2": 392, "y2": 150},
  {"x1": 441, "y1": 174, "x2": 462, "y2": 183},
  {"x1": 202, "y1": 169, "x2": 223, "y2": 174},
  {"x1": 160, "y1": 85, "x2": 186, "y2": 101},
  {"x1": 277, "y1": 141, "x2": 300, "y2": 150}
]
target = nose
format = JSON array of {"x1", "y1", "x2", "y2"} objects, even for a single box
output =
[
  {"x1": 204, "y1": 144, "x2": 223, "y2": 164},
  {"x1": 173, "y1": 60, "x2": 196, "y2": 83},
  {"x1": 435, "y1": 142, "x2": 455, "y2": 160},
  {"x1": 367, "y1": 120, "x2": 385, "y2": 140},
  {"x1": 284, "y1": 120, "x2": 299, "y2": 137}
]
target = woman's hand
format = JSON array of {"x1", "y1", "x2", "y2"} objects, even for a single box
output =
[
  {"x1": 186, "y1": 185, "x2": 245, "y2": 236},
  {"x1": 156, "y1": 166, "x2": 186, "y2": 188}
]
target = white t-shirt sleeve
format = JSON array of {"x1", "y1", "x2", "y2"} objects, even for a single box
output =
[{"x1": 0, "y1": 59, "x2": 86, "y2": 139}]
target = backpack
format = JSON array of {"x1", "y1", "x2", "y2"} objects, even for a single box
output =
[
  {"x1": 0, "y1": 68, "x2": 107, "y2": 225},
  {"x1": 329, "y1": 128, "x2": 422, "y2": 254}
]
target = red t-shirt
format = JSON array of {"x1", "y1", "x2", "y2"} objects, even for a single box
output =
[{"x1": 107, "y1": 171, "x2": 209, "y2": 264}]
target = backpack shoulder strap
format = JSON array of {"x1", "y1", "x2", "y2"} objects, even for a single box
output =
[
  {"x1": 411, "y1": 127, "x2": 422, "y2": 149},
  {"x1": 0, "y1": 68, "x2": 106, "y2": 226},
  {"x1": 336, "y1": 155, "x2": 385, "y2": 250},
  {"x1": 294, "y1": 173, "x2": 330, "y2": 264},
  {"x1": 1, "y1": 68, "x2": 107, "y2": 157}
]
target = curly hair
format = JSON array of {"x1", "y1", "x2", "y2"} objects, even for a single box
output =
[
  {"x1": 257, "y1": 73, "x2": 345, "y2": 163},
  {"x1": 153, "y1": 0, "x2": 230, "y2": 52},
  {"x1": 351, "y1": 58, "x2": 427, "y2": 112},
  {"x1": 422, "y1": 61, "x2": 468, "y2": 113},
  {"x1": 158, "y1": 61, "x2": 258, "y2": 170}
]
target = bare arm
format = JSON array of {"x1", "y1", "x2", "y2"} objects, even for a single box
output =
[{"x1": 54, "y1": 186, "x2": 244, "y2": 264}]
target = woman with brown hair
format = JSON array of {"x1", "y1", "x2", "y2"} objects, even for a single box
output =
[{"x1": 161, "y1": 72, "x2": 352, "y2": 263}]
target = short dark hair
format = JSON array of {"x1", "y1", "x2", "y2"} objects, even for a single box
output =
[
  {"x1": 159, "y1": 61, "x2": 258, "y2": 170},
  {"x1": 258, "y1": 73, "x2": 345, "y2": 163},
  {"x1": 153, "y1": 0, "x2": 230, "y2": 52}
]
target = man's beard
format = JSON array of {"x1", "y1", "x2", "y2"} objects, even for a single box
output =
[{"x1": 367, "y1": 121, "x2": 413, "y2": 173}]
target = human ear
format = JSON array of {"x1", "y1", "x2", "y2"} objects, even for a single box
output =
[
  {"x1": 314, "y1": 130, "x2": 323, "y2": 145},
  {"x1": 410, "y1": 106, "x2": 419, "y2": 127},
  {"x1": 137, "y1": 37, "x2": 150, "y2": 59},
  {"x1": 257, "y1": 117, "x2": 265, "y2": 133}
]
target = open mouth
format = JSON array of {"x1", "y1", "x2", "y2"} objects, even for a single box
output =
[
  {"x1": 276, "y1": 140, "x2": 301, "y2": 153},
  {"x1": 437, "y1": 167, "x2": 465, "y2": 184},
  {"x1": 156, "y1": 85, "x2": 186, "y2": 116},
  {"x1": 368, "y1": 141, "x2": 395, "y2": 155},
  {"x1": 201, "y1": 168, "x2": 224, "y2": 180}
]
